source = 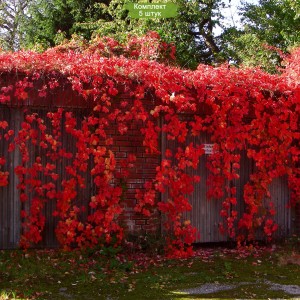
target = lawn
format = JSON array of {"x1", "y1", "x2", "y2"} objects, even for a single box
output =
[{"x1": 1, "y1": 242, "x2": 300, "y2": 299}]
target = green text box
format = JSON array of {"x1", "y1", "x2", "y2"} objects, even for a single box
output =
[{"x1": 124, "y1": 3, "x2": 178, "y2": 18}]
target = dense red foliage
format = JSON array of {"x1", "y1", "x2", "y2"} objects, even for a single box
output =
[{"x1": 0, "y1": 33, "x2": 299, "y2": 257}]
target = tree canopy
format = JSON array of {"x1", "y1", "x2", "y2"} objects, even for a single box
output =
[
  {"x1": 222, "y1": 0, "x2": 300, "y2": 72},
  {"x1": 0, "y1": 0, "x2": 300, "y2": 70},
  {"x1": 17, "y1": 0, "x2": 226, "y2": 69}
]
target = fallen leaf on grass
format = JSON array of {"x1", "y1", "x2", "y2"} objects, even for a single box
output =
[{"x1": 128, "y1": 283, "x2": 135, "y2": 292}]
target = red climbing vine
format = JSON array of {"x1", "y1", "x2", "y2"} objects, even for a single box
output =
[{"x1": 0, "y1": 32, "x2": 299, "y2": 257}]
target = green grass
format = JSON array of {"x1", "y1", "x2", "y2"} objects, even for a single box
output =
[{"x1": 1, "y1": 244, "x2": 300, "y2": 299}]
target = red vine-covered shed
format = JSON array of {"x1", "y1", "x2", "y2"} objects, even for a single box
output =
[{"x1": 0, "y1": 35, "x2": 299, "y2": 256}]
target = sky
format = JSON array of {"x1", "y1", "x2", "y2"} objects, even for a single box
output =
[{"x1": 214, "y1": 0, "x2": 260, "y2": 34}]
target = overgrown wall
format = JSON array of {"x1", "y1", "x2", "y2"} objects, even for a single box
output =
[{"x1": 0, "y1": 40, "x2": 299, "y2": 256}]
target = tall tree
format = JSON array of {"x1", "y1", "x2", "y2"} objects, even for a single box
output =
[
  {"x1": 89, "y1": 0, "x2": 226, "y2": 68},
  {"x1": 20, "y1": 0, "x2": 111, "y2": 49},
  {"x1": 0, "y1": 0, "x2": 29, "y2": 50},
  {"x1": 19, "y1": 0, "x2": 225, "y2": 69},
  {"x1": 222, "y1": 0, "x2": 300, "y2": 72},
  {"x1": 241, "y1": 0, "x2": 300, "y2": 48}
]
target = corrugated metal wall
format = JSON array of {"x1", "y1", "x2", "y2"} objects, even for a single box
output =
[
  {"x1": 0, "y1": 107, "x2": 94, "y2": 249},
  {"x1": 162, "y1": 128, "x2": 291, "y2": 243},
  {"x1": 267, "y1": 176, "x2": 291, "y2": 238},
  {"x1": 0, "y1": 107, "x2": 22, "y2": 249},
  {"x1": 0, "y1": 106, "x2": 293, "y2": 248},
  {"x1": 161, "y1": 131, "x2": 229, "y2": 242}
]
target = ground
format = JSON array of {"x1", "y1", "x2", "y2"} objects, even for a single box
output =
[{"x1": 1, "y1": 241, "x2": 300, "y2": 299}]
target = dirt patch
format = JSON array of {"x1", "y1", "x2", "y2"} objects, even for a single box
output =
[
  {"x1": 180, "y1": 283, "x2": 237, "y2": 295},
  {"x1": 180, "y1": 280, "x2": 300, "y2": 296},
  {"x1": 264, "y1": 280, "x2": 300, "y2": 295}
]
